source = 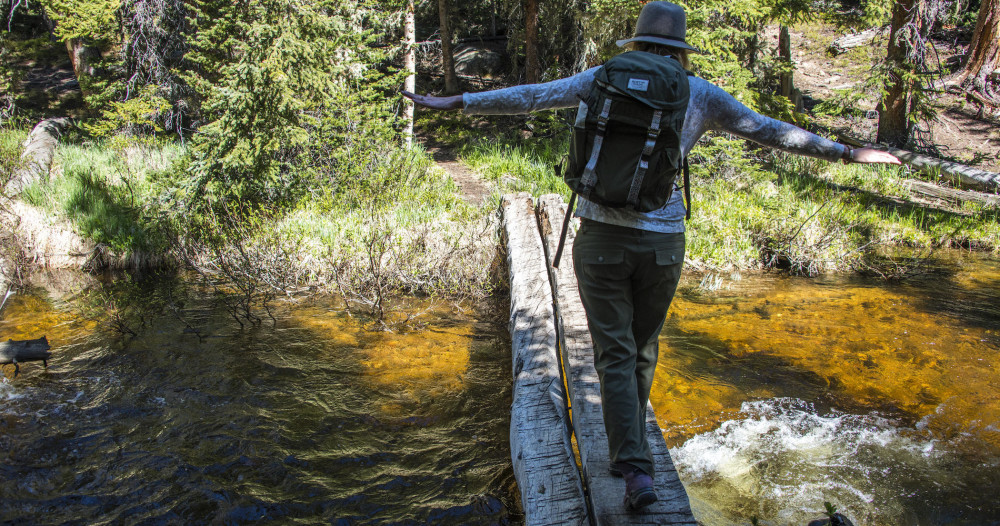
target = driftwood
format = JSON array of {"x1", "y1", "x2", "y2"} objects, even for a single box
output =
[
  {"x1": 7, "y1": 117, "x2": 70, "y2": 196},
  {"x1": 828, "y1": 28, "x2": 882, "y2": 55},
  {"x1": 536, "y1": 194, "x2": 698, "y2": 525},
  {"x1": 0, "y1": 336, "x2": 51, "y2": 377},
  {"x1": 501, "y1": 193, "x2": 588, "y2": 525}
]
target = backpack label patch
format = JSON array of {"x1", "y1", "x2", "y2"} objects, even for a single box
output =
[{"x1": 627, "y1": 78, "x2": 649, "y2": 91}]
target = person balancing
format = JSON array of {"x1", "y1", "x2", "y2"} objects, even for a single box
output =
[{"x1": 404, "y1": 0, "x2": 900, "y2": 513}]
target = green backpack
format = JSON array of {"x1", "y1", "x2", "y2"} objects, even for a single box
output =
[
  {"x1": 553, "y1": 50, "x2": 691, "y2": 267},
  {"x1": 565, "y1": 50, "x2": 690, "y2": 212}
]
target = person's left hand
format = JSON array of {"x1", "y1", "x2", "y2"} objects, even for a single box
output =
[{"x1": 851, "y1": 148, "x2": 902, "y2": 164}]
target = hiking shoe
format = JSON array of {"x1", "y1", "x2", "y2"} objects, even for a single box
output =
[
  {"x1": 609, "y1": 465, "x2": 623, "y2": 477},
  {"x1": 623, "y1": 468, "x2": 657, "y2": 511}
]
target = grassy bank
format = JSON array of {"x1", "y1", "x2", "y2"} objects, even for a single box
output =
[
  {"x1": 451, "y1": 122, "x2": 999, "y2": 277},
  {"x1": 11, "y1": 129, "x2": 499, "y2": 323}
]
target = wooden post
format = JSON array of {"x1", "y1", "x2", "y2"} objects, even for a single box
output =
[
  {"x1": 501, "y1": 193, "x2": 588, "y2": 525},
  {"x1": 536, "y1": 195, "x2": 698, "y2": 525}
]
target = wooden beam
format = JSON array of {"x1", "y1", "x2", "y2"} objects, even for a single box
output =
[
  {"x1": 501, "y1": 193, "x2": 588, "y2": 526},
  {"x1": 536, "y1": 195, "x2": 698, "y2": 525}
]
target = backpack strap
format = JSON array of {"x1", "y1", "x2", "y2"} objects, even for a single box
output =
[
  {"x1": 578, "y1": 98, "x2": 613, "y2": 198},
  {"x1": 683, "y1": 157, "x2": 691, "y2": 220},
  {"x1": 626, "y1": 109, "x2": 663, "y2": 210}
]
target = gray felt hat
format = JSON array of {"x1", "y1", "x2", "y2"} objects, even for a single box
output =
[{"x1": 616, "y1": 1, "x2": 700, "y2": 53}]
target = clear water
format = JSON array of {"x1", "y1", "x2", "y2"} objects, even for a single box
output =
[
  {"x1": 0, "y1": 273, "x2": 517, "y2": 524},
  {"x1": 653, "y1": 253, "x2": 1000, "y2": 525}
]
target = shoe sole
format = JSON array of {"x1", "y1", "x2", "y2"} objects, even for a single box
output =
[{"x1": 625, "y1": 488, "x2": 658, "y2": 511}]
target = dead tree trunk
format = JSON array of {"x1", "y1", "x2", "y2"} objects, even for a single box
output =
[
  {"x1": 6, "y1": 118, "x2": 70, "y2": 197},
  {"x1": 403, "y1": 0, "x2": 416, "y2": 146},
  {"x1": 437, "y1": 0, "x2": 459, "y2": 94}
]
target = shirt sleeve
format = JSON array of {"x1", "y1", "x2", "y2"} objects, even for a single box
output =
[
  {"x1": 696, "y1": 79, "x2": 847, "y2": 162},
  {"x1": 462, "y1": 67, "x2": 601, "y2": 115}
]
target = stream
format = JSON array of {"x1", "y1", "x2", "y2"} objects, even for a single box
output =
[{"x1": 2, "y1": 250, "x2": 999, "y2": 524}]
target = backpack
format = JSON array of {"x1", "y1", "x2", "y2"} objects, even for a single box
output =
[
  {"x1": 565, "y1": 50, "x2": 690, "y2": 212},
  {"x1": 552, "y1": 50, "x2": 691, "y2": 268}
]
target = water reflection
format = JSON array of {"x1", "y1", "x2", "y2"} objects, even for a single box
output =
[
  {"x1": 0, "y1": 276, "x2": 516, "y2": 524},
  {"x1": 655, "y1": 254, "x2": 1000, "y2": 525}
]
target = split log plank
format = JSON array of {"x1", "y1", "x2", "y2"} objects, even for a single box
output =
[
  {"x1": 536, "y1": 194, "x2": 697, "y2": 525},
  {"x1": 0, "y1": 336, "x2": 52, "y2": 365},
  {"x1": 501, "y1": 193, "x2": 588, "y2": 526}
]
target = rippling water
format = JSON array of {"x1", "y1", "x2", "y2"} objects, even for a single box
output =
[
  {"x1": 654, "y1": 253, "x2": 1000, "y2": 525},
  {"x1": 0, "y1": 273, "x2": 517, "y2": 524}
]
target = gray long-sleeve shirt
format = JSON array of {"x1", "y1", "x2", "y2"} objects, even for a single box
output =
[{"x1": 463, "y1": 66, "x2": 849, "y2": 232}]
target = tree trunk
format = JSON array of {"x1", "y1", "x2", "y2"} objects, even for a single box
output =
[
  {"x1": 524, "y1": 0, "x2": 540, "y2": 84},
  {"x1": 877, "y1": 0, "x2": 923, "y2": 148},
  {"x1": 779, "y1": 26, "x2": 793, "y2": 98},
  {"x1": 952, "y1": 0, "x2": 1000, "y2": 103},
  {"x1": 65, "y1": 37, "x2": 99, "y2": 96},
  {"x1": 437, "y1": 0, "x2": 459, "y2": 94},
  {"x1": 403, "y1": 0, "x2": 416, "y2": 146}
]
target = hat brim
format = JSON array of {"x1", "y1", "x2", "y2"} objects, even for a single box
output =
[{"x1": 616, "y1": 35, "x2": 701, "y2": 53}]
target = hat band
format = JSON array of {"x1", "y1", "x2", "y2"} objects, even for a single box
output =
[{"x1": 634, "y1": 32, "x2": 687, "y2": 43}]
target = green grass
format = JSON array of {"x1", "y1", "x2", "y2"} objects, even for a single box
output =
[{"x1": 458, "y1": 129, "x2": 999, "y2": 274}]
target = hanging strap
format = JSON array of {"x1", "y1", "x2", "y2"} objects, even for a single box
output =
[
  {"x1": 578, "y1": 99, "x2": 613, "y2": 197},
  {"x1": 682, "y1": 157, "x2": 691, "y2": 220},
  {"x1": 552, "y1": 193, "x2": 577, "y2": 269},
  {"x1": 626, "y1": 109, "x2": 663, "y2": 210}
]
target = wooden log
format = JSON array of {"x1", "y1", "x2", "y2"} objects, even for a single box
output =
[
  {"x1": 832, "y1": 130, "x2": 1000, "y2": 193},
  {"x1": 828, "y1": 28, "x2": 881, "y2": 55},
  {"x1": 886, "y1": 147, "x2": 1000, "y2": 192},
  {"x1": 536, "y1": 194, "x2": 698, "y2": 525},
  {"x1": 7, "y1": 117, "x2": 70, "y2": 196},
  {"x1": 0, "y1": 337, "x2": 52, "y2": 377},
  {"x1": 501, "y1": 193, "x2": 589, "y2": 526}
]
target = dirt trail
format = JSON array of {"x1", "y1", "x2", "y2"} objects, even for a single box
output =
[{"x1": 425, "y1": 146, "x2": 493, "y2": 206}]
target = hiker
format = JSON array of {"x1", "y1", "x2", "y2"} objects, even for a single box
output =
[{"x1": 403, "y1": 0, "x2": 900, "y2": 512}]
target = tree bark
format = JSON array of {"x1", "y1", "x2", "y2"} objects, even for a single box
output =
[
  {"x1": 524, "y1": 0, "x2": 540, "y2": 84},
  {"x1": 403, "y1": 0, "x2": 416, "y2": 146},
  {"x1": 65, "y1": 37, "x2": 99, "y2": 96},
  {"x1": 7, "y1": 118, "x2": 70, "y2": 197},
  {"x1": 877, "y1": 0, "x2": 923, "y2": 148},
  {"x1": 437, "y1": 0, "x2": 459, "y2": 94},
  {"x1": 952, "y1": 0, "x2": 999, "y2": 103}
]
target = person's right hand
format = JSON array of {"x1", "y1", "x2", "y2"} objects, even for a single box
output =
[
  {"x1": 851, "y1": 148, "x2": 901, "y2": 165},
  {"x1": 401, "y1": 91, "x2": 463, "y2": 111}
]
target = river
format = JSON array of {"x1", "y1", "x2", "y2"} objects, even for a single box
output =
[{"x1": 2, "y1": 251, "x2": 999, "y2": 524}]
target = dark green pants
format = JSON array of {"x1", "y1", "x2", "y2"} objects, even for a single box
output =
[{"x1": 572, "y1": 219, "x2": 685, "y2": 477}]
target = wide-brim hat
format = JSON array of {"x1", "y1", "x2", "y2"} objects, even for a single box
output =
[{"x1": 616, "y1": 1, "x2": 701, "y2": 53}]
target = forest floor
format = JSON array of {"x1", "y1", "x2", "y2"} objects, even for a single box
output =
[{"x1": 775, "y1": 22, "x2": 1000, "y2": 172}]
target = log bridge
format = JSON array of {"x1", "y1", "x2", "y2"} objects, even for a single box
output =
[{"x1": 502, "y1": 193, "x2": 697, "y2": 525}]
